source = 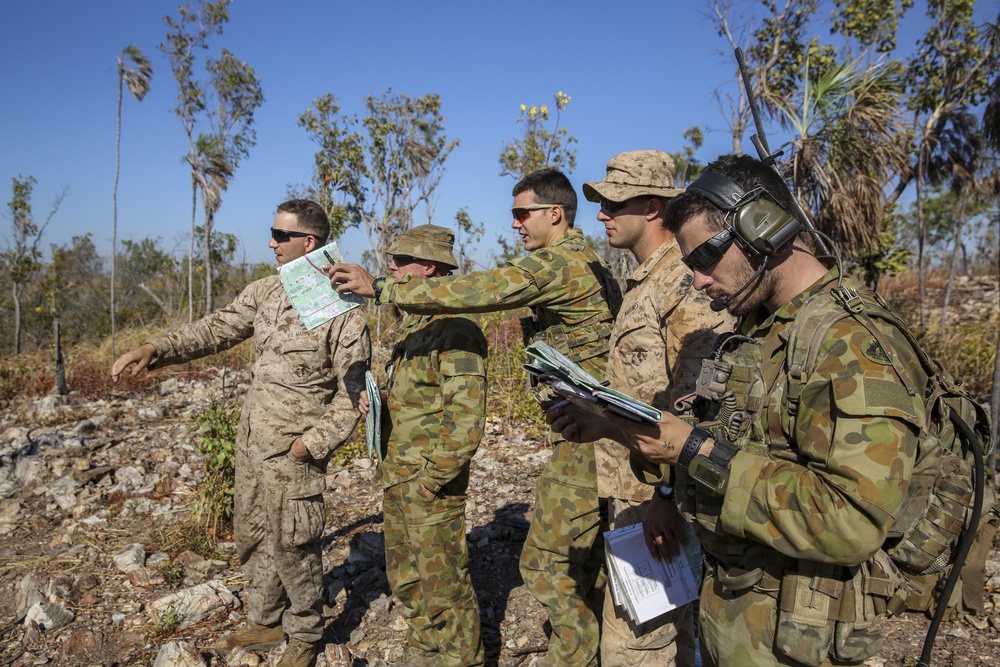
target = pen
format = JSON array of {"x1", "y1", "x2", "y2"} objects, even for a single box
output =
[
  {"x1": 322, "y1": 249, "x2": 335, "y2": 266},
  {"x1": 549, "y1": 399, "x2": 571, "y2": 411}
]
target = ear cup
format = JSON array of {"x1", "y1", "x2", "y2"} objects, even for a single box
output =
[
  {"x1": 733, "y1": 198, "x2": 800, "y2": 255},
  {"x1": 687, "y1": 172, "x2": 800, "y2": 256}
]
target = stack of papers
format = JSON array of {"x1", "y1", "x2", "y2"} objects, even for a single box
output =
[
  {"x1": 278, "y1": 243, "x2": 364, "y2": 330},
  {"x1": 523, "y1": 341, "x2": 662, "y2": 424},
  {"x1": 604, "y1": 521, "x2": 702, "y2": 625}
]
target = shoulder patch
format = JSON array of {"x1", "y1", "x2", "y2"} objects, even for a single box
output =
[{"x1": 862, "y1": 337, "x2": 892, "y2": 365}]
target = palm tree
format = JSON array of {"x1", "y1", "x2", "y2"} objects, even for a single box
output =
[
  {"x1": 112, "y1": 45, "x2": 151, "y2": 360},
  {"x1": 772, "y1": 55, "x2": 910, "y2": 263},
  {"x1": 185, "y1": 134, "x2": 232, "y2": 314}
]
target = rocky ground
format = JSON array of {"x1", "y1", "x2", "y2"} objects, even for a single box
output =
[{"x1": 1, "y1": 367, "x2": 999, "y2": 666}]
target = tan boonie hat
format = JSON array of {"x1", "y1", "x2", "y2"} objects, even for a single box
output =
[
  {"x1": 582, "y1": 150, "x2": 684, "y2": 203},
  {"x1": 388, "y1": 224, "x2": 458, "y2": 269}
]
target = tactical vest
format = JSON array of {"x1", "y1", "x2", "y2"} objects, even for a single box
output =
[{"x1": 678, "y1": 278, "x2": 995, "y2": 665}]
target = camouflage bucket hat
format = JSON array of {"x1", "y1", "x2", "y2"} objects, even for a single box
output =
[
  {"x1": 582, "y1": 150, "x2": 685, "y2": 203},
  {"x1": 388, "y1": 224, "x2": 458, "y2": 269}
]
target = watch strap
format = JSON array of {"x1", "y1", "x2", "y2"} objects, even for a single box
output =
[{"x1": 678, "y1": 427, "x2": 711, "y2": 469}]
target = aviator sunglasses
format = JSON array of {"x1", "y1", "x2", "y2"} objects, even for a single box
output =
[
  {"x1": 510, "y1": 204, "x2": 558, "y2": 223},
  {"x1": 270, "y1": 227, "x2": 315, "y2": 243},
  {"x1": 682, "y1": 228, "x2": 736, "y2": 272}
]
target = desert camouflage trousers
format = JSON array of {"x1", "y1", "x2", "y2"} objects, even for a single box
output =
[
  {"x1": 601, "y1": 498, "x2": 698, "y2": 667},
  {"x1": 519, "y1": 437, "x2": 606, "y2": 667},
  {"x1": 234, "y1": 445, "x2": 327, "y2": 643},
  {"x1": 384, "y1": 478, "x2": 484, "y2": 667}
]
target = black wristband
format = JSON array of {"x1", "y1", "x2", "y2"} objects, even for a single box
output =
[{"x1": 678, "y1": 426, "x2": 711, "y2": 469}]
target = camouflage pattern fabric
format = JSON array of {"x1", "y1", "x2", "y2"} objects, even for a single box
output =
[
  {"x1": 677, "y1": 265, "x2": 926, "y2": 667},
  {"x1": 596, "y1": 239, "x2": 731, "y2": 666},
  {"x1": 380, "y1": 312, "x2": 487, "y2": 666},
  {"x1": 147, "y1": 275, "x2": 371, "y2": 642},
  {"x1": 381, "y1": 229, "x2": 621, "y2": 667}
]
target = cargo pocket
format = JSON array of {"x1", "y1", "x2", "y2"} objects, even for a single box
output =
[{"x1": 775, "y1": 561, "x2": 838, "y2": 667}]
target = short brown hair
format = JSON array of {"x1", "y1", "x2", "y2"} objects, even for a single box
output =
[{"x1": 277, "y1": 199, "x2": 329, "y2": 243}]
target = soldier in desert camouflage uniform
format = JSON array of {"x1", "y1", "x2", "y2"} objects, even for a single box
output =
[
  {"x1": 582, "y1": 151, "x2": 732, "y2": 667},
  {"x1": 360, "y1": 225, "x2": 488, "y2": 667},
  {"x1": 112, "y1": 200, "x2": 371, "y2": 667},
  {"x1": 329, "y1": 168, "x2": 622, "y2": 667},
  {"x1": 547, "y1": 155, "x2": 926, "y2": 666}
]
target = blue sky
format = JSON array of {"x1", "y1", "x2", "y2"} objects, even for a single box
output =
[{"x1": 0, "y1": 0, "x2": 980, "y2": 269}]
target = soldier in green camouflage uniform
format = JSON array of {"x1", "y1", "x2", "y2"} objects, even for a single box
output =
[
  {"x1": 329, "y1": 169, "x2": 622, "y2": 667},
  {"x1": 583, "y1": 151, "x2": 732, "y2": 667},
  {"x1": 362, "y1": 225, "x2": 488, "y2": 667},
  {"x1": 546, "y1": 155, "x2": 926, "y2": 667},
  {"x1": 113, "y1": 200, "x2": 371, "y2": 667}
]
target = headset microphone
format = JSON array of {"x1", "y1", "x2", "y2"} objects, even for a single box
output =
[{"x1": 710, "y1": 256, "x2": 769, "y2": 312}]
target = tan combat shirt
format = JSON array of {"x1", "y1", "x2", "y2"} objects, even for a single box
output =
[
  {"x1": 596, "y1": 239, "x2": 732, "y2": 500},
  {"x1": 148, "y1": 275, "x2": 371, "y2": 476}
]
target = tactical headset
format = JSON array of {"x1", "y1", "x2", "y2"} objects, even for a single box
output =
[{"x1": 686, "y1": 172, "x2": 801, "y2": 256}]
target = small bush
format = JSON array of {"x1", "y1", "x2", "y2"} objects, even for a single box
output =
[
  {"x1": 191, "y1": 401, "x2": 239, "y2": 535},
  {"x1": 158, "y1": 560, "x2": 185, "y2": 587}
]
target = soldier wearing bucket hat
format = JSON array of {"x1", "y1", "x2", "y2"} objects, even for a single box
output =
[
  {"x1": 583, "y1": 151, "x2": 732, "y2": 667},
  {"x1": 330, "y1": 168, "x2": 622, "y2": 667},
  {"x1": 361, "y1": 223, "x2": 489, "y2": 667}
]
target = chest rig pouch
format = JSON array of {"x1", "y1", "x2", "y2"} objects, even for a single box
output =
[{"x1": 676, "y1": 332, "x2": 770, "y2": 457}]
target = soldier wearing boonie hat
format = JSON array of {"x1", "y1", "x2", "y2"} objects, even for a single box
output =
[
  {"x1": 583, "y1": 150, "x2": 732, "y2": 667},
  {"x1": 583, "y1": 149, "x2": 685, "y2": 204},
  {"x1": 387, "y1": 224, "x2": 459, "y2": 270},
  {"x1": 375, "y1": 222, "x2": 488, "y2": 667}
]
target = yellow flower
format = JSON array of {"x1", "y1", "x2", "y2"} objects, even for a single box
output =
[
  {"x1": 541, "y1": 105, "x2": 548, "y2": 114},
  {"x1": 529, "y1": 106, "x2": 538, "y2": 117},
  {"x1": 520, "y1": 104, "x2": 526, "y2": 112}
]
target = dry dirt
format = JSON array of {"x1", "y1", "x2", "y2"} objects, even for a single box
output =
[{"x1": 0, "y1": 370, "x2": 998, "y2": 666}]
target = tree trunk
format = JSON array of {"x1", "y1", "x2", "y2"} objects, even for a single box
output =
[
  {"x1": 915, "y1": 172, "x2": 927, "y2": 332},
  {"x1": 54, "y1": 318, "x2": 67, "y2": 396},
  {"x1": 938, "y1": 197, "x2": 967, "y2": 338},
  {"x1": 204, "y1": 211, "x2": 214, "y2": 315},
  {"x1": 112, "y1": 75, "x2": 123, "y2": 362},
  {"x1": 189, "y1": 181, "x2": 196, "y2": 325},
  {"x1": 12, "y1": 282, "x2": 22, "y2": 356}
]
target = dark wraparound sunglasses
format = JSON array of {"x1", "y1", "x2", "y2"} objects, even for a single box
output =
[
  {"x1": 682, "y1": 228, "x2": 735, "y2": 271},
  {"x1": 599, "y1": 197, "x2": 630, "y2": 214},
  {"x1": 391, "y1": 254, "x2": 421, "y2": 266},
  {"x1": 270, "y1": 227, "x2": 314, "y2": 243}
]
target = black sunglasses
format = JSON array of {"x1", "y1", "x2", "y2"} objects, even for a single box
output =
[
  {"x1": 599, "y1": 197, "x2": 630, "y2": 214},
  {"x1": 270, "y1": 227, "x2": 314, "y2": 243},
  {"x1": 682, "y1": 228, "x2": 735, "y2": 271},
  {"x1": 391, "y1": 254, "x2": 421, "y2": 266}
]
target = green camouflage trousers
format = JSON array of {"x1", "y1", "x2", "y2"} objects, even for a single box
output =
[
  {"x1": 519, "y1": 438, "x2": 605, "y2": 667},
  {"x1": 601, "y1": 498, "x2": 698, "y2": 667},
  {"x1": 384, "y1": 478, "x2": 484, "y2": 667},
  {"x1": 234, "y1": 446, "x2": 326, "y2": 643}
]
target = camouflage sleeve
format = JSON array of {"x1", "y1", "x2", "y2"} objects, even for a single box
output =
[
  {"x1": 718, "y1": 317, "x2": 923, "y2": 565},
  {"x1": 148, "y1": 281, "x2": 260, "y2": 368},
  {"x1": 300, "y1": 308, "x2": 372, "y2": 459},
  {"x1": 381, "y1": 262, "x2": 550, "y2": 314},
  {"x1": 418, "y1": 319, "x2": 488, "y2": 493}
]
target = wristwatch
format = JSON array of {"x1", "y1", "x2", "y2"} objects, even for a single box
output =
[
  {"x1": 688, "y1": 437, "x2": 739, "y2": 495},
  {"x1": 656, "y1": 486, "x2": 675, "y2": 500},
  {"x1": 678, "y1": 427, "x2": 711, "y2": 469},
  {"x1": 371, "y1": 276, "x2": 386, "y2": 302}
]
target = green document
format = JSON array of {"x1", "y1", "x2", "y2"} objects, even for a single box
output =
[{"x1": 278, "y1": 243, "x2": 364, "y2": 330}]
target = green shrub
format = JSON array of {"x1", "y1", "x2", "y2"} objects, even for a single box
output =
[{"x1": 191, "y1": 401, "x2": 239, "y2": 535}]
